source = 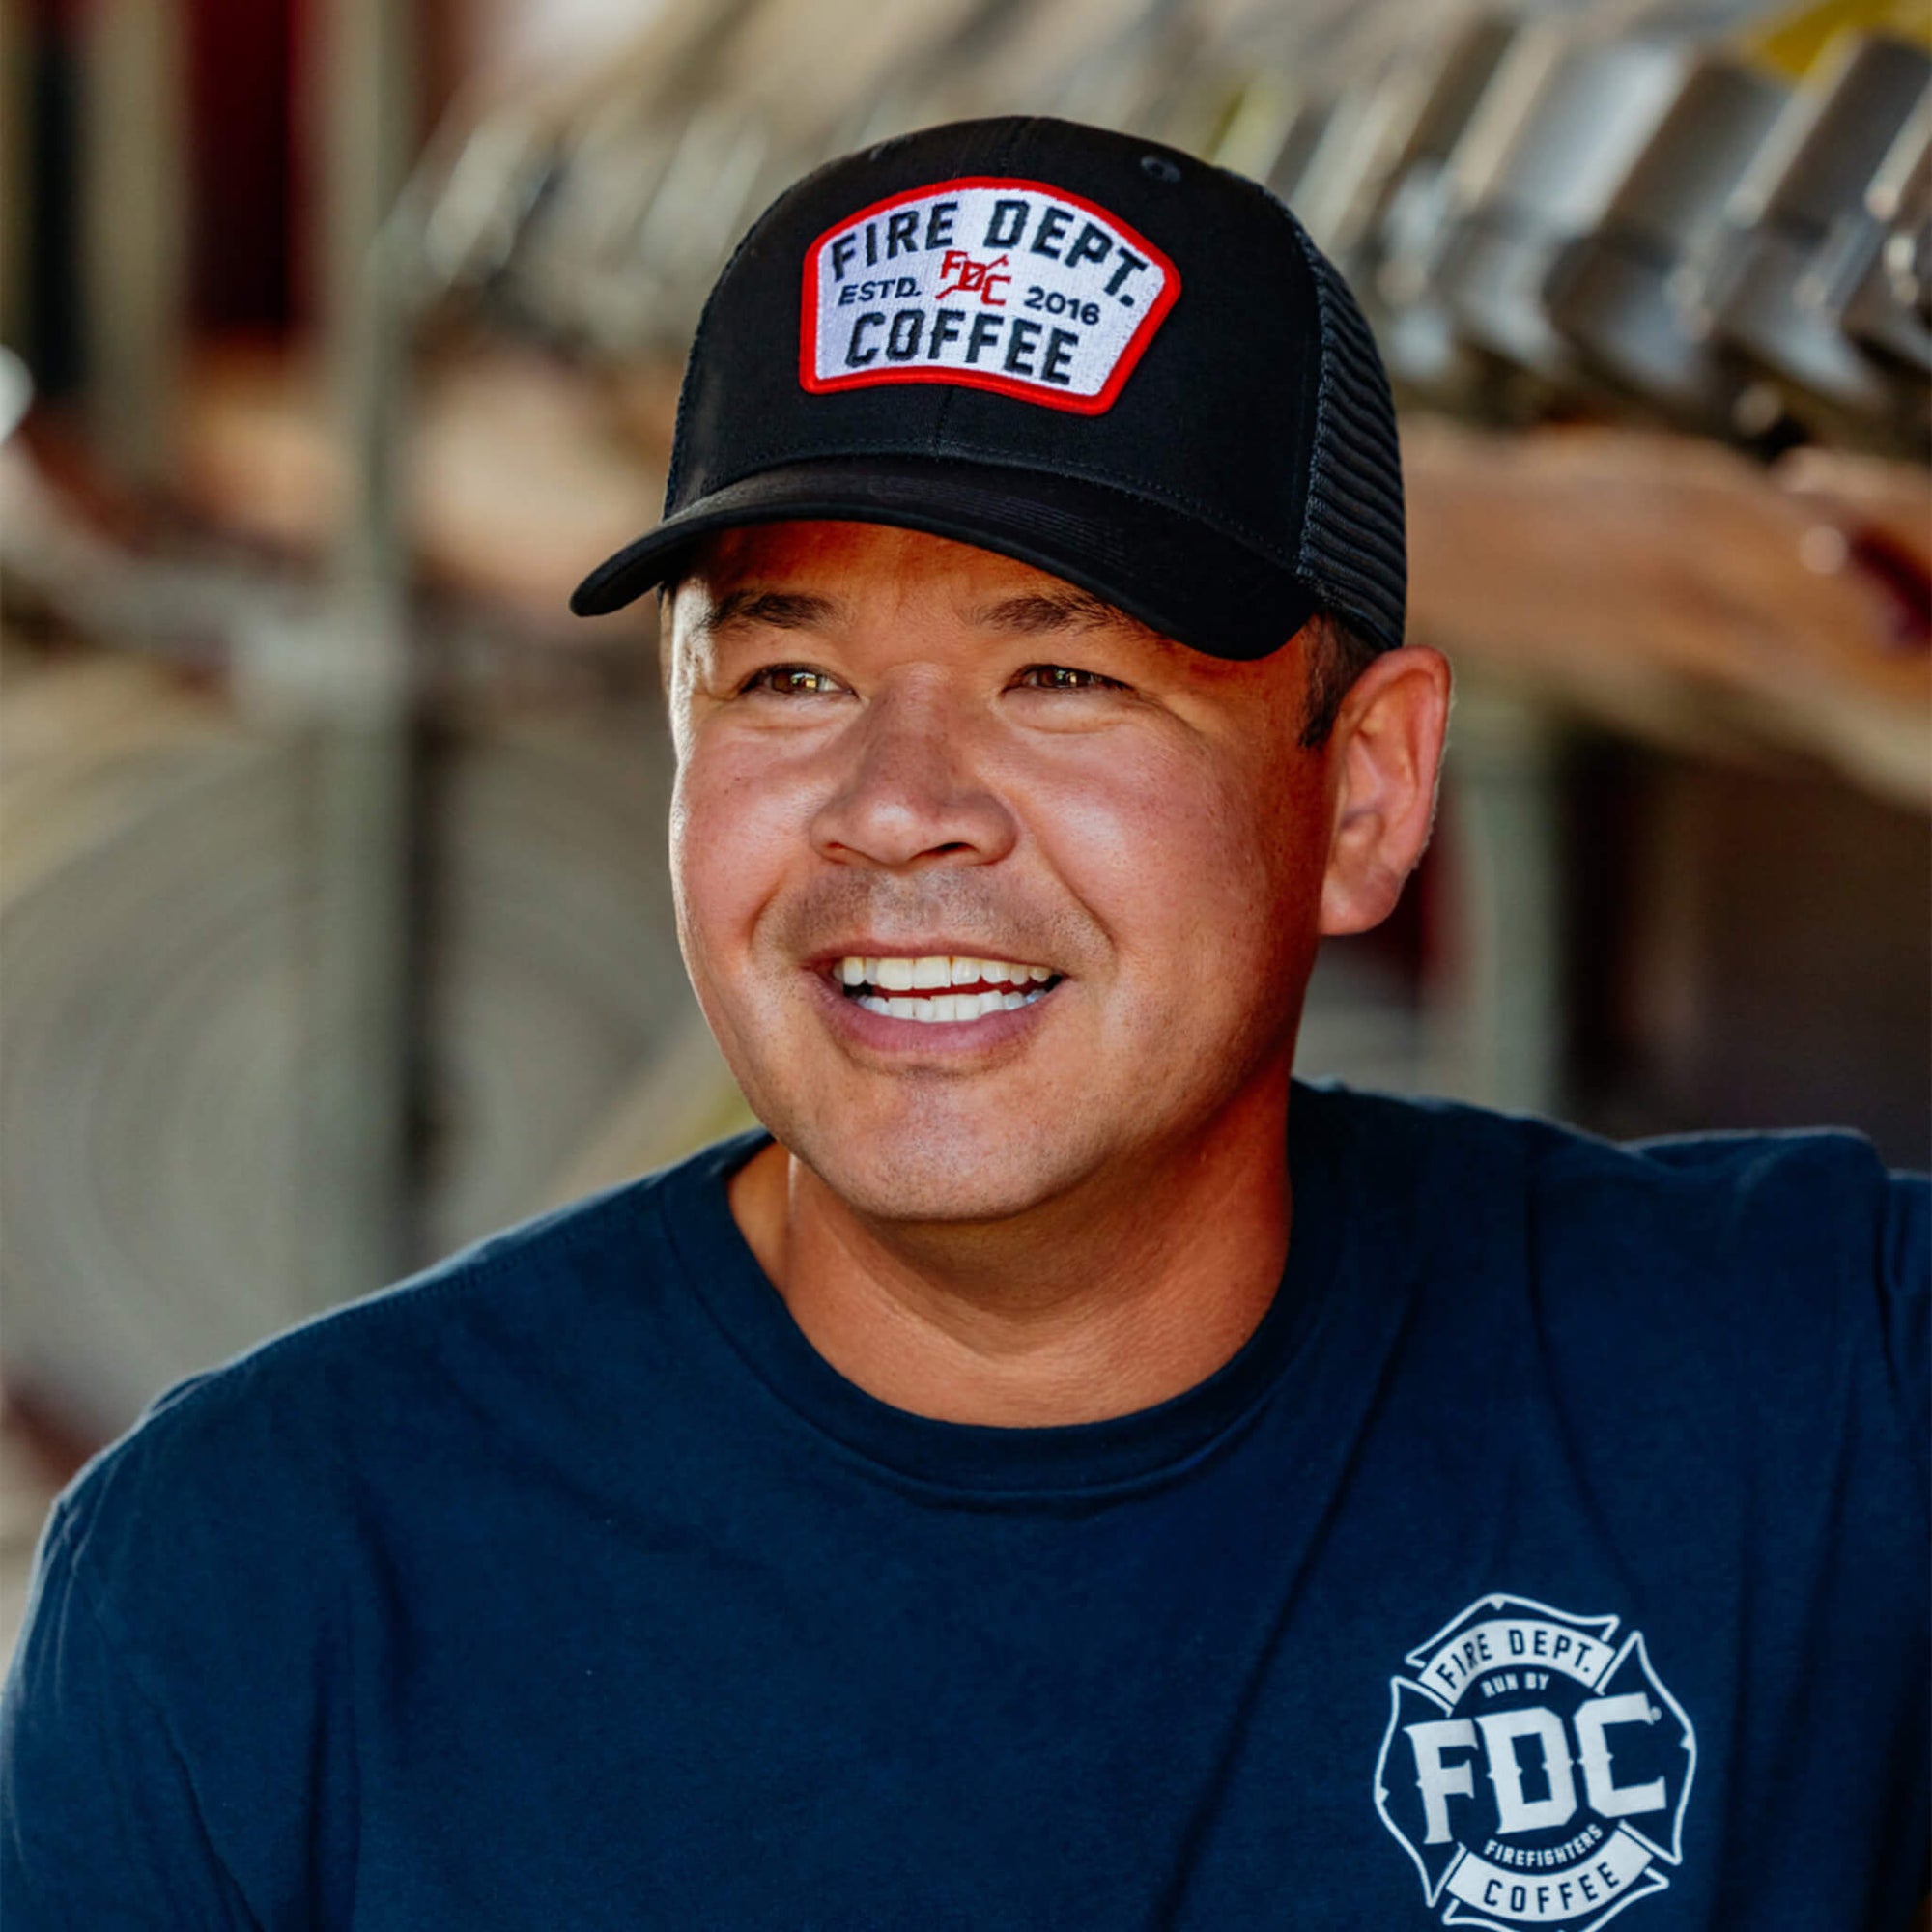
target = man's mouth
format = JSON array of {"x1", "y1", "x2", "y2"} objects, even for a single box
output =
[{"x1": 831, "y1": 953, "x2": 1063, "y2": 1025}]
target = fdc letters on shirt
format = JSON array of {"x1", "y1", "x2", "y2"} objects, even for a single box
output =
[{"x1": 1375, "y1": 1596, "x2": 1696, "y2": 1932}]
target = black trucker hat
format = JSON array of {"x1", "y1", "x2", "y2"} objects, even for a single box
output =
[{"x1": 570, "y1": 115, "x2": 1406, "y2": 662}]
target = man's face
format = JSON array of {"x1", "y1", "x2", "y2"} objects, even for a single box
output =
[{"x1": 666, "y1": 521, "x2": 1339, "y2": 1226}]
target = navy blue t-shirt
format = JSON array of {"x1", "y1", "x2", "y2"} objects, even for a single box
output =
[{"x1": 3, "y1": 1085, "x2": 1926, "y2": 1930}]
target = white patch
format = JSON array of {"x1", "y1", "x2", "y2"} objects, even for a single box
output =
[
  {"x1": 1374, "y1": 1595, "x2": 1696, "y2": 1932},
  {"x1": 800, "y1": 177, "x2": 1179, "y2": 414}
]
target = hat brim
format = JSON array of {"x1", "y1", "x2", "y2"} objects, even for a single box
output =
[{"x1": 568, "y1": 456, "x2": 1320, "y2": 663}]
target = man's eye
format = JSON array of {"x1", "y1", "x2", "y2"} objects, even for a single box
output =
[
  {"x1": 1013, "y1": 664, "x2": 1126, "y2": 693},
  {"x1": 741, "y1": 665, "x2": 842, "y2": 696}
]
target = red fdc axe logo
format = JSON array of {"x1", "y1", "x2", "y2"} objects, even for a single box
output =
[{"x1": 934, "y1": 250, "x2": 1010, "y2": 305}]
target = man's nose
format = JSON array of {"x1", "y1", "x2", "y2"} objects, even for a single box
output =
[{"x1": 808, "y1": 684, "x2": 1018, "y2": 870}]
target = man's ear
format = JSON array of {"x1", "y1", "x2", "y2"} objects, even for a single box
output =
[{"x1": 1318, "y1": 645, "x2": 1452, "y2": 937}]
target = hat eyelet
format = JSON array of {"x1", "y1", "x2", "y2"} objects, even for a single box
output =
[{"x1": 1139, "y1": 155, "x2": 1182, "y2": 183}]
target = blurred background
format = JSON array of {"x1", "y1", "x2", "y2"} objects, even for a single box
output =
[{"x1": 1, "y1": 0, "x2": 1928, "y2": 1641}]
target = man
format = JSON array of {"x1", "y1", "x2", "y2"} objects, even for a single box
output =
[{"x1": 3, "y1": 116, "x2": 1925, "y2": 1931}]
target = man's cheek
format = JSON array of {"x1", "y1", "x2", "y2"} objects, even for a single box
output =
[
  {"x1": 1070, "y1": 785, "x2": 1254, "y2": 916},
  {"x1": 679, "y1": 754, "x2": 781, "y2": 870},
  {"x1": 684, "y1": 826, "x2": 815, "y2": 1007}
]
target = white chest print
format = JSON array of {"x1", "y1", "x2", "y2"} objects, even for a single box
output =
[
  {"x1": 800, "y1": 178, "x2": 1179, "y2": 414},
  {"x1": 1375, "y1": 1595, "x2": 1696, "y2": 1932}
]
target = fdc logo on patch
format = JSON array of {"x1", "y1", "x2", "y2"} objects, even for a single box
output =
[
  {"x1": 1375, "y1": 1596, "x2": 1695, "y2": 1932},
  {"x1": 799, "y1": 177, "x2": 1179, "y2": 413}
]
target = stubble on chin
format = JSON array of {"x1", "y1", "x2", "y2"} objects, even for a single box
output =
[{"x1": 795, "y1": 1120, "x2": 1112, "y2": 1233}]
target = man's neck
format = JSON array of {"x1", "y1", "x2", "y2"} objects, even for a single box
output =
[{"x1": 726, "y1": 1085, "x2": 1293, "y2": 1427}]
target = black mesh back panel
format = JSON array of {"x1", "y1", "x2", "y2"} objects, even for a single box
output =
[{"x1": 1280, "y1": 210, "x2": 1408, "y2": 654}]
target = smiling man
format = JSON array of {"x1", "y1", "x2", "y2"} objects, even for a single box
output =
[
  {"x1": 4, "y1": 118, "x2": 1926, "y2": 1932},
  {"x1": 667, "y1": 522, "x2": 1441, "y2": 1430}
]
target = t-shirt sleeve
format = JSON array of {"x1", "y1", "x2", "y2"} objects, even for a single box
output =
[
  {"x1": 1625, "y1": 1131, "x2": 1929, "y2": 1466},
  {"x1": 0, "y1": 1496, "x2": 258, "y2": 1930},
  {"x1": 1879, "y1": 1170, "x2": 1930, "y2": 1515}
]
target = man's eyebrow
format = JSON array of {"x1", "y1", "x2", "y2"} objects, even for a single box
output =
[
  {"x1": 969, "y1": 588, "x2": 1168, "y2": 645},
  {"x1": 701, "y1": 588, "x2": 844, "y2": 635},
  {"x1": 974, "y1": 587, "x2": 1167, "y2": 649}
]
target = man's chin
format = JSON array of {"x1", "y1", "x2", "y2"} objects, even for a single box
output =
[{"x1": 781, "y1": 1115, "x2": 1103, "y2": 1231}]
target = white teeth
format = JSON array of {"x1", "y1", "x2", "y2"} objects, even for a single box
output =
[
  {"x1": 859, "y1": 980, "x2": 1055, "y2": 1023},
  {"x1": 838, "y1": 952, "x2": 1061, "y2": 1019}
]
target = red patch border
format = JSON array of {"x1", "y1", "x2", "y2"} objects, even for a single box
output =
[{"x1": 799, "y1": 176, "x2": 1181, "y2": 417}]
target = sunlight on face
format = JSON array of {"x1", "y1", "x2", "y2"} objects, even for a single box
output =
[{"x1": 666, "y1": 521, "x2": 1336, "y2": 1226}]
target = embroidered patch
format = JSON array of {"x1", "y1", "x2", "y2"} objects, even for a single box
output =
[
  {"x1": 799, "y1": 177, "x2": 1179, "y2": 414},
  {"x1": 1374, "y1": 1595, "x2": 1696, "y2": 1932}
]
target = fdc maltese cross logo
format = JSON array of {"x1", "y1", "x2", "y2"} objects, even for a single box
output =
[{"x1": 1375, "y1": 1595, "x2": 1696, "y2": 1932}]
